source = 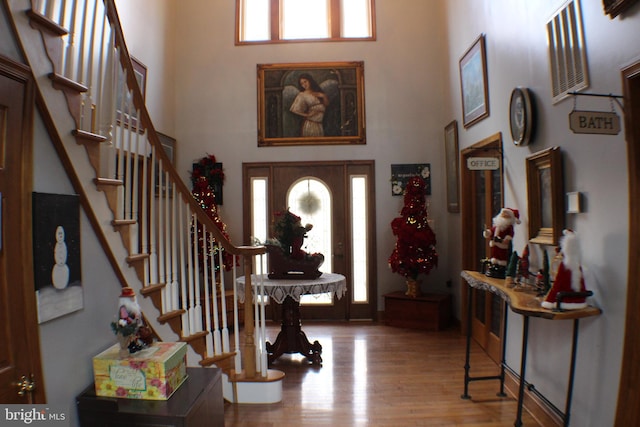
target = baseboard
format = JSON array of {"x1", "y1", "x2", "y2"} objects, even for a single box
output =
[{"x1": 504, "y1": 369, "x2": 564, "y2": 427}]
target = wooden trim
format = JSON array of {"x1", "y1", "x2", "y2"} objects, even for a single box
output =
[
  {"x1": 0, "y1": 54, "x2": 45, "y2": 402},
  {"x1": 504, "y1": 369, "x2": 563, "y2": 427},
  {"x1": 460, "y1": 132, "x2": 503, "y2": 336},
  {"x1": 330, "y1": 0, "x2": 341, "y2": 38},
  {"x1": 615, "y1": 60, "x2": 640, "y2": 426}
]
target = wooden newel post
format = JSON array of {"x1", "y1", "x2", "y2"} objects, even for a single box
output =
[{"x1": 243, "y1": 256, "x2": 256, "y2": 378}]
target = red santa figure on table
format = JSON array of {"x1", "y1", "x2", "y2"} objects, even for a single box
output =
[
  {"x1": 542, "y1": 230, "x2": 589, "y2": 310},
  {"x1": 119, "y1": 287, "x2": 142, "y2": 328},
  {"x1": 483, "y1": 208, "x2": 521, "y2": 278}
]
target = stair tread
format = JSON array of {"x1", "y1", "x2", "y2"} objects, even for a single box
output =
[
  {"x1": 199, "y1": 351, "x2": 236, "y2": 366},
  {"x1": 230, "y1": 369, "x2": 286, "y2": 383}
]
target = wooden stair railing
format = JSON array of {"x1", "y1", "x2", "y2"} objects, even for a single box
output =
[{"x1": 18, "y1": 0, "x2": 274, "y2": 384}]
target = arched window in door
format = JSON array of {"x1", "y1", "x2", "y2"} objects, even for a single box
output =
[{"x1": 288, "y1": 178, "x2": 333, "y2": 305}]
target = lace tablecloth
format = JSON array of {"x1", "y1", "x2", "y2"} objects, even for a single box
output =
[{"x1": 236, "y1": 273, "x2": 347, "y2": 304}]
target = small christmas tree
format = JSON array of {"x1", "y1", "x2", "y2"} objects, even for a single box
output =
[{"x1": 388, "y1": 176, "x2": 438, "y2": 297}]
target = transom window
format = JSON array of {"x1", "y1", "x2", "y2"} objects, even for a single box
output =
[{"x1": 236, "y1": 0, "x2": 376, "y2": 44}]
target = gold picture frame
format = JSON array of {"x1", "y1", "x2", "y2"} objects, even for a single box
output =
[
  {"x1": 459, "y1": 34, "x2": 489, "y2": 128},
  {"x1": 444, "y1": 120, "x2": 460, "y2": 213},
  {"x1": 526, "y1": 147, "x2": 564, "y2": 246},
  {"x1": 257, "y1": 61, "x2": 366, "y2": 147}
]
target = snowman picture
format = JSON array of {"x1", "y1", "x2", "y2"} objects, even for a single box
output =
[{"x1": 51, "y1": 225, "x2": 70, "y2": 289}]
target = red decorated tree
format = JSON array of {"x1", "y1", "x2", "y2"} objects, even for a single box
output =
[
  {"x1": 388, "y1": 176, "x2": 438, "y2": 297},
  {"x1": 191, "y1": 154, "x2": 234, "y2": 271}
]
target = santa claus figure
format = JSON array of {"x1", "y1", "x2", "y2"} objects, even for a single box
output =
[
  {"x1": 483, "y1": 208, "x2": 521, "y2": 278},
  {"x1": 118, "y1": 287, "x2": 142, "y2": 330},
  {"x1": 542, "y1": 230, "x2": 589, "y2": 310}
]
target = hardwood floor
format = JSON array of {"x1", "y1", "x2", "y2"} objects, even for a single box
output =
[{"x1": 224, "y1": 321, "x2": 542, "y2": 426}]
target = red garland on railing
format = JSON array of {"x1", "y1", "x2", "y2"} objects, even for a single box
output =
[{"x1": 190, "y1": 154, "x2": 234, "y2": 271}]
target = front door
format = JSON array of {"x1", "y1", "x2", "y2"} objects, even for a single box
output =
[
  {"x1": 460, "y1": 133, "x2": 505, "y2": 364},
  {"x1": 243, "y1": 160, "x2": 377, "y2": 321},
  {"x1": 0, "y1": 57, "x2": 44, "y2": 403}
]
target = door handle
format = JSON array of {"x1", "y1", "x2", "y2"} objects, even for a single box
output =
[{"x1": 15, "y1": 374, "x2": 36, "y2": 402}]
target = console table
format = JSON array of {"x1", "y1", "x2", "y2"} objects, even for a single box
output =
[
  {"x1": 76, "y1": 367, "x2": 223, "y2": 427},
  {"x1": 460, "y1": 270, "x2": 601, "y2": 427},
  {"x1": 237, "y1": 273, "x2": 347, "y2": 364}
]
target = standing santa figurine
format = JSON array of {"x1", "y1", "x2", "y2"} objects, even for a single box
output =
[
  {"x1": 118, "y1": 287, "x2": 142, "y2": 328},
  {"x1": 542, "y1": 229, "x2": 589, "y2": 310},
  {"x1": 483, "y1": 208, "x2": 521, "y2": 278}
]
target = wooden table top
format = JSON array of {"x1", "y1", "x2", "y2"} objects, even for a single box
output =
[{"x1": 461, "y1": 270, "x2": 602, "y2": 320}]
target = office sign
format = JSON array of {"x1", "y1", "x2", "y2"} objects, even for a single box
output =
[{"x1": 466, "y1": 157, "x2": 500, "y2": 170}]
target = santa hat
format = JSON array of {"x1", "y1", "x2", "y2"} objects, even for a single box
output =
[
  {"x1": 503, "y1": 208, "x2": 521, "y2": 224},
  {"x1": 120, "y1": 287, "x2": 136, "y2": 298},
  {"x1": 541, "y1": 230, "x2": 588, "y2": 310}
]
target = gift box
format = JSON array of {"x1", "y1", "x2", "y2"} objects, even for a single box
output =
[{"x1": 93, "y1": 342, "x2": 188, "y2": 400}]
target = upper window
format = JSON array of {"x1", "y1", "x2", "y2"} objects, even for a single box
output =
[{"x1": 236, "y1": 0, "x2": 376, "y2": 44}]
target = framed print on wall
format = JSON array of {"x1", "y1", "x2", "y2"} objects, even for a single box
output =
[
  {"x1": 32, "y1": 192, "x2": 83, "y2": 323},
  {"x1": 390, "y1": 164, "x2": 431, "y2": 196},
  {"x1": 459, "y1": 34, "x2": 489, "y2": 128},
  {"x1": 603, "y1": 0, "x2": 639, "y2": 18},
  {"x1": 257, "y1": 61, "x2": 366, "y2": 147},
  {"x1": 526, "y1": 147, "x2": 564, "y2": 246},
  {"x1": 116, "y1": 56, "x2": 147, "y2": 131},
  {"x1": 444, "y1": 120, "x2": 460, "y2": 213}
]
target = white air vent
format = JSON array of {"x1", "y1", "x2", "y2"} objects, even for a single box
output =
[{"x1": 546, "y1": 0, "x2": 589, "y2": 104}]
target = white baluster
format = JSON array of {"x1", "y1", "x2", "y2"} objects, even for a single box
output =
[{"x1": 202, "y1": 232, "x2": 214, "y2": 356}]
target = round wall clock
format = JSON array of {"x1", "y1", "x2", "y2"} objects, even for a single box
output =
[{"x1": 509, "y1": 87, "x2": 534, "y2": 146}]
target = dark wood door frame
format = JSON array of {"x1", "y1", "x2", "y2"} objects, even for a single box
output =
[
  {"x1": 460, "y1": 132, "x2": 506, "y2": 365},
  {"x1": 0, "y1": 55, "x2": 44, "y2": 403},
  {"x1": 615, "y1": 61, "x2": 640, "y2": 426},
  {"x1": 242, "y1": 160, "x2": 378, "y2": 321}
]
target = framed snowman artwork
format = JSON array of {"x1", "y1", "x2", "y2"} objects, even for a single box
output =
[{"x1": 32, "y1": 192, "x2": 83, "y2": 323}]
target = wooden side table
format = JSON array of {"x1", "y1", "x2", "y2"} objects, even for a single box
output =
[
  {"x1": 460, "y1": 270, "x2": 601, "y2": 427},
  {"x1": 384, "y1": 291, "x2": 452, "y2": 331},
  {"x1": 76, "y1": 367, "x2": 223, "y2": 427}
]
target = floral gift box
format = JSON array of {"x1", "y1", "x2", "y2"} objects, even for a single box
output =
[{"x1": 93, "y1": 342, "x2": 187, "y2": 400}]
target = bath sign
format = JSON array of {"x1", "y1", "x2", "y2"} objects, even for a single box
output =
[{"x1": 569, "y1": 110, "x2": 621, "y2": 135}]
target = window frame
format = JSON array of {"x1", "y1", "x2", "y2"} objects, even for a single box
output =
[{"x1": 235, "y1": 0, "x2": 376, "y2": 45}]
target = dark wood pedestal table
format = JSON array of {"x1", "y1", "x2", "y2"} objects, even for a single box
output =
[
  {"x1": 460, "y1": 270, "x2": 601, "y2": 427},
  {"x1": 236, "y1": 273, "x2": 346, "y2": 365}
]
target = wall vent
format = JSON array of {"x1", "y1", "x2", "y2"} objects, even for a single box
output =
[{"x1": 546, "y1": 0, "x2": 589, "y2": 104}]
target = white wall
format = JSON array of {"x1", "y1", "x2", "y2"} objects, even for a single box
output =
[
  {"x1": 33, "y1": 109, "x2": 122, "y2": 427},
  {"x1": 445, "y1": 1, "x2": 639, "y2": 425},
  {"x1": 164, "y1": 0, "x2": 456, "y2": 308}
]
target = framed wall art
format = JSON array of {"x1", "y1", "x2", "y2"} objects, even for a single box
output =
[
  {"x1": 116, "y1": 56, "x2": 147, "y2": 131},
  {"x1": 257, "y1": 61, "x2": 366, "y2": 147},
  {"x1": 156, "y1": 132, "x2": 176, "y2": 195},
  {"x1": 390, "y1": 164, "x2": 431, "y2": 196},
  {"x1": 526, "y1": 147, "x2": 564, "y2": 246},
  {"x1": 444, "y1": 120, "x2": 460, "y2": 213},
  {"x1": 459, "y1": 34, "x2": 489, "y2": 128},
  {"x1": 32, "y1": 192, "x2": 83, "y2": 323},
  {"x1": 603, "y1": 0, "x2": 639, "y2": 18}
]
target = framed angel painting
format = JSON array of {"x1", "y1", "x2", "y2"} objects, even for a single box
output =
[{"x1": 257, "y1": 61, "x2": 366, "y2": 146}]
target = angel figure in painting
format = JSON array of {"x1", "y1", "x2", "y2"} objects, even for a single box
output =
[
  {"x1": 283, "y1": 72, "x2": 339, "y2": 138},
  {"x1": 289, "y1": 73, "x2": 330, "y2": 137}
]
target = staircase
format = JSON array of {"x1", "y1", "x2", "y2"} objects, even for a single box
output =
[{"x1": 6, "y1": 0, "x2": 284, "y2": 404}]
